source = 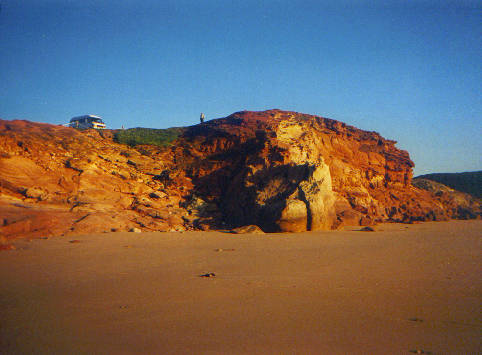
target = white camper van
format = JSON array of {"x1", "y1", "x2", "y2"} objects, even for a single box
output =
[{"x1": 69, "y1": 115, "x2": 106, "y2": 129}]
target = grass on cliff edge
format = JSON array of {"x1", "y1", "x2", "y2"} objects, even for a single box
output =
[{"x1": 113, "y1": 127, "x2": 185, "y2": 148}]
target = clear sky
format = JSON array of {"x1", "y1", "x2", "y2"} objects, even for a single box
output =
[{"x1": 1, "y1": 0, "x2": 480, "y2": 175}]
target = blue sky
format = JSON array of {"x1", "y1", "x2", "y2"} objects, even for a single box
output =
[{"x1": 0, "y1": 0, "x2": 480, "y2": 175}]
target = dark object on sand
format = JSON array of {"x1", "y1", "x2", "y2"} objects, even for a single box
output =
[
  {"x1": 199, "y1": 273, "x2": 216, "y2": 278},
  {"x1": 359, "y1": 226, "x2": 375, "y2": 232},
  {"x1": 408, "y1": 317, "x2": 424, "y2": 322},
  {"x1": 69, "y1": 240, "x2": 81, "y2": 243}
]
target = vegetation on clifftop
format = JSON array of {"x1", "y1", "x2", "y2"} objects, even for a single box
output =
[{"x1": 113, "y1": 127, "x2": 185, "y2": 148}]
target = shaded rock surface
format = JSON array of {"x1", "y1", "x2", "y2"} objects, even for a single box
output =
[
  {"x1": 416, "y1": 171, "x2": 482, "y2": 199},
  {"x1": 412, "y1": 178, "x2": 481, "y2": 219},
  {"x1": 0, "y1": 110, "x2": 479, "y2": 238}
]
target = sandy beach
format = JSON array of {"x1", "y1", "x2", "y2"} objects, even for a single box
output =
[{"x1": 1, "y1": 220, "x2": 480, "y2": 354}]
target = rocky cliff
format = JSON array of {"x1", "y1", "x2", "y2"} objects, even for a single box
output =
[{"x1": 0, "y1": 110, "x2": 479, "y2": 238}]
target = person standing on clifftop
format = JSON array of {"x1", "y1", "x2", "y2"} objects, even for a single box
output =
[{"x1": 200, "y1": 113, "x2": 205, "y2": 124}]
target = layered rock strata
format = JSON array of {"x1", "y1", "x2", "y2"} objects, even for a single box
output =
[{"x1": 0, "y1": 120, "x2": 189, "y2": 238}]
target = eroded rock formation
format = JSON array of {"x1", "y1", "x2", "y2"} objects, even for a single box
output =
[
  {"x1": 0, "y1": 120, "x2": 189, "y2": 238},
  {"x1": 0, "y1": 110, "x2": 479, "y2": 238},
  {"x1": 171, "y1": 110, "x2": 480, "y2": 231}
]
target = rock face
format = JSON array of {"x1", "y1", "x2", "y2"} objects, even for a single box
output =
[
  {"x1": 171, "y1": 110, "x2": 479, "y2": 232},
  {"x1": 0, "y1": 120, "x2": 189, "y2": 238},
  {"x1": 415, "y1": 171, "x2": 482, "y2": 199},
  {"x1": 0, "y1": 110, "x2": 479, "y2": 238},
  {"x1": 175, "y1": 111, "x2": 338, "y2": 232},
  {"x1": 412, "y1": 178, "x2": 481, "y2": 219}
]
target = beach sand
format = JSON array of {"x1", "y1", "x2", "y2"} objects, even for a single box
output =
[{"x1": 1, "y1": 220, "x2": 480, "y2": 354}]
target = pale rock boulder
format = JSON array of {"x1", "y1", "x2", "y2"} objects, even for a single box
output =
[
  {"x1": 275, "y1": 120, "x2": 336, "y2": 232},
  {"x1": 24, "y1": 187, "x2": 49, "y2": 201}
]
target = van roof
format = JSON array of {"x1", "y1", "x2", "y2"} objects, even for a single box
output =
[{"x1": 70, "y1": 115, "x2": 103, "y2": 122}]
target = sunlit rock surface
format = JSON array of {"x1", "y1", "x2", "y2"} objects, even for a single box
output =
[{"x1": 0, "y1": 110, "x2": 479, "y2": 238}]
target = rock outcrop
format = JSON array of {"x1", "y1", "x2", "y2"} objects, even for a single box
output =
[
  {"x1": 169, "y1": 110, "x2": 477, "y2": 231},
  {"x1": 412, "y1": 178, "x2": 481, "y2": 219},
  {"x1": 0, "y1": 110, "x2": 479, "y2": 238},
  {"x1": 0, "y1": 120, "x2": 189, "y2": 238}
]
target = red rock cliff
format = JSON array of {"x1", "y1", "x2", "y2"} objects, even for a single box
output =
[
  {"x1": 169, "y1": 109, "x2": 470, "y2": 232},
  {"x1": 0, "y1": 110, "x2": 479, "y2": 238}
]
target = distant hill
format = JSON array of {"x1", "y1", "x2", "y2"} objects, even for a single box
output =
[{"x1": 415, "y1": 171, "x2": 482, "y2": 199}]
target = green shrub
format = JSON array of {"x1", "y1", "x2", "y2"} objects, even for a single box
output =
[{"x1": 114, "y1": 127, "x2": 184, "y2": 148}]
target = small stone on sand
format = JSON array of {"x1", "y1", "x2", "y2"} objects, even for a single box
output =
[
  {"x1": 408, "y1": 317, "x2": 424, "y2": 322},
  {"x1": 200, "y1": 273, "x2": 216, "y2": 278},
  {"x1": 409, "y1": 350, "x2": 432, "y2": 354},
  {"x1": 231, "y1": 225, "x2": 264, "y2": 234}
]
